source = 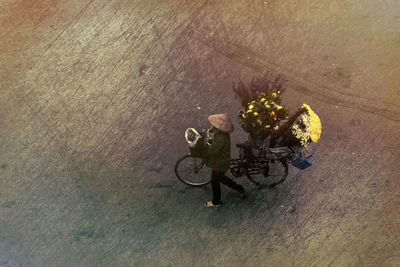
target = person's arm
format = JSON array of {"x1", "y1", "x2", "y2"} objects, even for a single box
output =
[
  {"x1": 208, "y1": 133, "x2": 224, "y2": 154},
  {"x1": 203, "y1": 133, "x2": 224, "y2": 161}
]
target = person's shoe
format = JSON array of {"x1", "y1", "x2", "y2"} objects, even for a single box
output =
[{"x1": 204, "y1": 201, "x2": 222, "y2": 208}]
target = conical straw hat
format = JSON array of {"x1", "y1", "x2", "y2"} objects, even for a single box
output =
[{"x1": 208, "y1": 113, "x2": 234, "y2": 133}]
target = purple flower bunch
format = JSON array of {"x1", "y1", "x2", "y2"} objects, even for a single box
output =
[{"x1": 232, "y1": 74, "x2": 287, "y2": 108}]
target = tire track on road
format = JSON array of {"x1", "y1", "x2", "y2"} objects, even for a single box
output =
[
  {"x1": 187, "y1": 28, "x2": 400, "y2": 123},
  {"x1": 42, "y1": 0, "x2": 95, "y2": 54},
  {"x1": 326, "y1": 223, "x2": 368, "y2": 267}
]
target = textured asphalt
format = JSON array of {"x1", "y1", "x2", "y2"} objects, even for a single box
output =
[{"x1": 1, "y1": 0, "x2": 400, "y2": 266}]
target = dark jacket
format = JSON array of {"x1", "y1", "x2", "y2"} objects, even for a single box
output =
[{"x1": 205, "y1": 131, "x2": 231, "y2": 172}]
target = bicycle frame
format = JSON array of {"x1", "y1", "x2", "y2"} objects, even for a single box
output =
[
  {"x1": 229, "y1": 146, "x2": 294, "y2": 180},
  {"x1": 175, "y1": 135, "x2": 297, "y2": 187}
]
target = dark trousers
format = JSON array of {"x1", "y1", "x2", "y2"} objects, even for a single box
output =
[{"x1": 211, "y1": 169, "x2": 243, "y2": 204}]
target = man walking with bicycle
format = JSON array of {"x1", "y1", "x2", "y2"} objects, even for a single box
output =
[{"x1": 203, "y1": 113, "x2": 246, "y2": 207}]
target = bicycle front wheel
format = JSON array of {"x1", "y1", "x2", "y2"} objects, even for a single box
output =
[
  {"x1": 246, "y1": 158, "x2": 288, "y2": 188},
  {"x1": 175, "y1": 154, "x2": 211, "y2": 186}
]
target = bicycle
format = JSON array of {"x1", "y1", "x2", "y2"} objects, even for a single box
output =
[{"x1": 174, "y1": 137, "x2": 297, "y2": 188}]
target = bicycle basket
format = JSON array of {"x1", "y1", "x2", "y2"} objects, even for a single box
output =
[
  {"x1": 189, "y1": 140, "x2": 206, "y2": 158},
  {"x1": 291, "y1": 150, "x2": 314, "y2": 170},
  {"x1": 185, "y1": 128, "x2": 207, "y2": 158},
  {"x1": 185, "y1": 128, "x2": 201, "y2": 148}
]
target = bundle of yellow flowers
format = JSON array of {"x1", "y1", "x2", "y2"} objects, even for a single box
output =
[
  {"x1": 233, "y1": 75, "x2": 322, "y2": 149},
  {"x1": 291, "y1": 114, "x2": 312, "y2": 147},
  {"x1": 233, "y1": 76, "x2": 289, "y2": 141},
  {"x1": 301, "y1": 104, "x2": 322, "y2": 143},
  {"x1": 275, "y1": 103, "x2": 322, "y2": 148}
]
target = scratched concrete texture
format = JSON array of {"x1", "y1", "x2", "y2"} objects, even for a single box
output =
[{"x1": 1, "y1": 0, "x2": 400, "y2": 266}]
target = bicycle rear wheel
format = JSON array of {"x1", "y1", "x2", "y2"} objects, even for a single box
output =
[
  {"x1": 246, "y1": 158, "x2": 288, "y2": 188},
  {"x1": 175, "y1": 154, "x2": 211, "y2": 186}
]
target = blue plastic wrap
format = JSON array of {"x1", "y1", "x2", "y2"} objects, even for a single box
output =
[{"x1": 291, "y1": 150, "x2": 314, "y2": 170}]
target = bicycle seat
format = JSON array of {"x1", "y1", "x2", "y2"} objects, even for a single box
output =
[{"x1": 236, "y1": 141, "x2": 251, "y2": 149}]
